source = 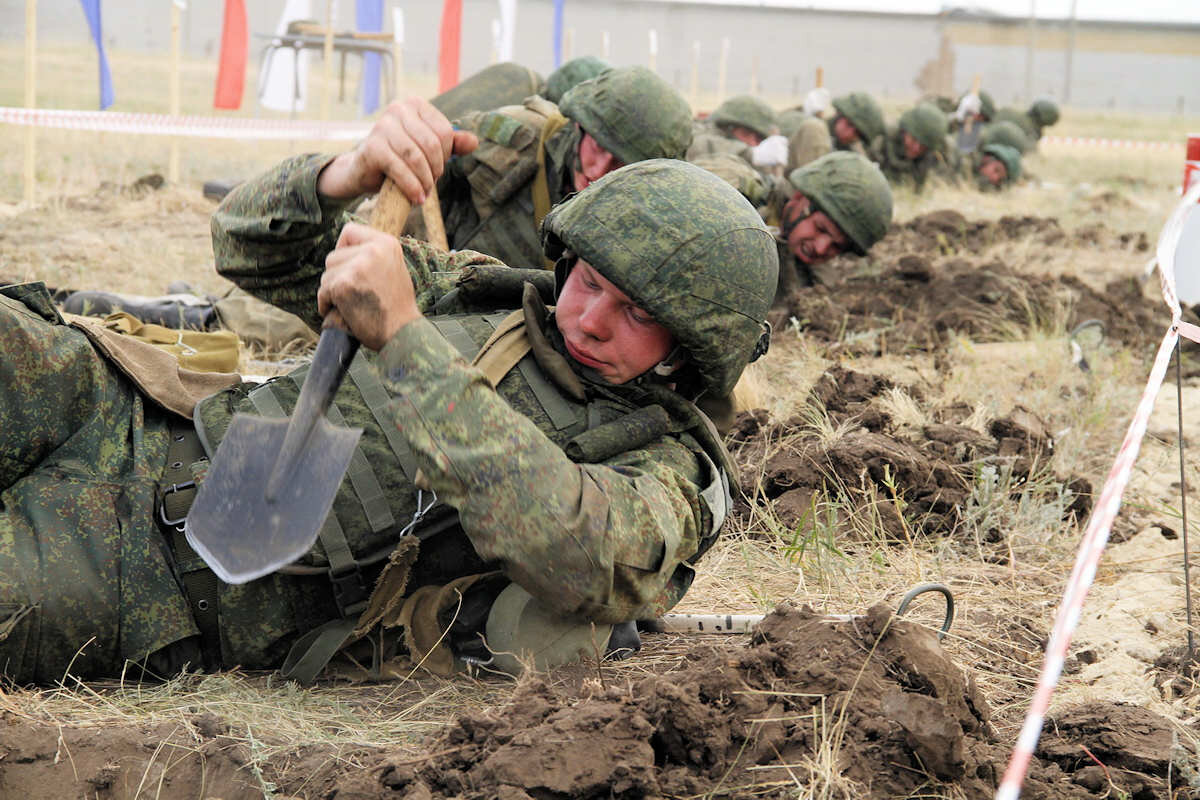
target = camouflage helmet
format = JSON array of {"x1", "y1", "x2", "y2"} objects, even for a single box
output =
[
  {"x1": 981, "y1": 144, "x2": 1022, "y2": 182},
  {"x1": 559, "y1": 66, "x2": 693, "y2": 164},
  {"x1": 544, "y1": 56, "x2": 610, "y2": 104},
  {"x1": 788, "y1": 151, "x2": 893, "y2": 256},
  {"x1": 1029, "y1": 98, "x2": 1060, "y2": 128},
  {"x1": 830, "y1": 92, "x2": 886, "y2": 142},
  {"x1": 710, "y1": 95, "x2": 778, "y2": 140},
  {"x1": 898, "y1": 103, "x2": 949, "y2": 153},
  {"x1": 542, "y1": 159, "x2": 778, "y2": 397},
  {"x1": 958, "y1": 89, "x2": 996, "y2": 121},
  {"x1": 980, "y1": 119, "x2": 1031, "y2": 154}
]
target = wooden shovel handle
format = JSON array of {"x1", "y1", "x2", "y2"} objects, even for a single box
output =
[
  {"x1": 369, "y1": 179, "x2": 448, "y2": 250},
  {"x1": 420, "y1": 184, "x2": 450, "y2": 250},
  {"x1": 369, "y1": 178, "x2": 414, "y2": 237}
]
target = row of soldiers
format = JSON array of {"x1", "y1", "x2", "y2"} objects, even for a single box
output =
[{"x1": 692, "y1": 86, "x2": 1060, "y2": 196}]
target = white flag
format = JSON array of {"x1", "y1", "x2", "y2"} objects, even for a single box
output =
[
  {"x1": 260, "y1": 0, "x2": 313, "y2": 112},
  {"x1": 496, "y1": 0, "x2": 517, "y2": 63}
]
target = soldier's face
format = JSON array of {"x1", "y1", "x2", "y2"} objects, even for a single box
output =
[
  {"x1": 979, "y1": 156, "x2": 1007, "y2": 186},
  {"x1": 782, "y1": 194, "x2": 850, "y2": 265},
  {"x1": 574, "y1": 133, "x2": 625, "y2": 193},
  {"x1": 555, "y1": 260, "x2": 674, "y2": 384},
  {"x1": 833, "y1": 116, "x2": 860, "y2": 145},
  {"x1": 902, "y1": 132, "x2": 928, "y2": 160},
  {"x1": 728, "y1": 125, "x2": 765, "y2": 147}
]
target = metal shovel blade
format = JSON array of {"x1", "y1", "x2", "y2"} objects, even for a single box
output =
[{"x1": 185, "y1": 412, "x2": 362, "y2": 584}]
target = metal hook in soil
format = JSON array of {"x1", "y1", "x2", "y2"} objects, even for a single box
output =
[{"x1": 896, "y1": 582, "x2": 955, "y2": 641}]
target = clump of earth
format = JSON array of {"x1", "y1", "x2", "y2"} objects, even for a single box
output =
[
  {"x1": 728, "y1": 365, "x2": 1091, "y2": 546},
  {"x1": 777, "y1": 210, "x2": 1193, "y2": 360}
]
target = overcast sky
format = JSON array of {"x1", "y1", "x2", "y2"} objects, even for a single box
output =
[{"x1": 673, "y1": 1, "x2": 1198, "y2": 24}]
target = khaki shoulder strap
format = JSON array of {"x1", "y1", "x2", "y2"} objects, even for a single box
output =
[
  {"x1": 64, "y1": 313, "x2": 241, "y2": 419},
  {"x1": 469, "y1": 309, "x2": 531, "y2": 388}
]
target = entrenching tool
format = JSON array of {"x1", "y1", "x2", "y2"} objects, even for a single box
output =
[{"x1": 184, "y1": 181, "x2": 414, "y2": 584}]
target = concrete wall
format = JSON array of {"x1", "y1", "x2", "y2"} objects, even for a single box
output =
[{"x1": 3, "y1": 0, "x2": 1197, "y2": 113}]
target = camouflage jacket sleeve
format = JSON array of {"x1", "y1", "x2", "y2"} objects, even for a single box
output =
[
  {"x1": 210, "y1": 153, "x2": 504, "y2": 331},
  {"x1": 377, "y1": 319, "x2": 707, "y2": 623}
]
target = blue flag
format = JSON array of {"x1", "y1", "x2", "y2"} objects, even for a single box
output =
[
  {"x1": 79, "y1": 0, "x2": 114, "y2": 109},
  {"x1": 357, "y1": 0, "x2": 384, "y2": 115},
  {"x1": 553, "y1": 0, "x2": 564, "y2": 68}
]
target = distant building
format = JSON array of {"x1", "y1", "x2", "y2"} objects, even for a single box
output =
[{"x1": 5, "y1": 0, "x2": 1197, "y2": 113}]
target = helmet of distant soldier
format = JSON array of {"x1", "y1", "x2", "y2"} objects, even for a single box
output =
[
  {"x1": 542, "y1": 159, "x2": 778, "y2": 397},
  {"x1": 787, "y1": 151, "x2": 893, "y2": 256},
  {"x1": 710, "y1": 95, "x2": 778, "y2": 140},
  {"x1": 981, "y1": 143, "x2": 1022, "y2": 182},
  {"x1": 898, "y1": 103, "x2": 949, "y2": 153},
  {"x1": 559, "y1": 66, "x2": 693, "y2": 164},
  {"x1": 830, "y1": 91, "x2": 886, "y2": 142},
  {"x1": 1029, "y1": 98, "x2": 1061, "y2": 128},
  {"x1": 544, "y1": 56, "x2": 611, "y2": 104},
  {"x1": 980, "y1": 119, "x2": 1031, "y2": 154}
]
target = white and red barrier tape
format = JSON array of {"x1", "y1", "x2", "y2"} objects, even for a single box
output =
[
  {"x1": 0, "y1": 106, "x2": 1186, "y2": 152},
  {"x1": 995, "y1": 180, "x2": 1200, "y2": 800},
  {"x1": 1042, "y1": 135, "x2": 1180, "y2": 152},
  {"x1": 0, "y1": 106, "x2": 371, "y2": 141}
]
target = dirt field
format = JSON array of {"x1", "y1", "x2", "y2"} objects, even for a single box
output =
[{"x1": 3, "y1": 44, "x2": 1200, "y2": 800}]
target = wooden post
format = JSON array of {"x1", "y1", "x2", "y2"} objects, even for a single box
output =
[
  {"x1": 815, "y1": 66, "x2": 824, "y2": 88},
  {"x1": 169, "y1": 1, "x2": 182, "y2": 183},
  {"x1": 716, "y1": 37, "x2": 729, "y2": 106},
  {"x1": 23, "y1": 0, "x2": 36, "y2": 206},
  {"x1": 648, "y1": 29, "x2": 657, "y2": 73},
  {"x1": 689, "y1": 40, "x2": 700, "y2": 110},
  {"x1": 321, "y1": 0, "x2": 334, "y2": 120}
]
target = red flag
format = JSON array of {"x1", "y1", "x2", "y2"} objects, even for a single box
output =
[
  {"x1": 214, "y1": 0, "x2": 248, "y2": 109},
  {"x1": 438, "y1": 0, "x2": 463, "y2": 93}
]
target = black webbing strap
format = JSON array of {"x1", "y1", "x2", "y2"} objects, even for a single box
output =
[{"x1": 158, "y1": 416, "x2": 222, "y2": 669}]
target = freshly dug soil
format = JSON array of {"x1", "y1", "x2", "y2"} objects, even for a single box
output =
[
  {"x1": 0, "y1": 606, "x2": 1189, "y2": 799},
  {"x1": 778, "y1": 210, "x2": 1192, "y2": 359},
  {"x1": 279, "y1": 604, "x2": 1193, "y2": 799},
  {"x1": 729, "y1": 365, "x2": 1091, "y2": 542}
]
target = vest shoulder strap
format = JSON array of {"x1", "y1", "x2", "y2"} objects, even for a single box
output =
[{"x1": 469, "y1": 309, "x2": 531, "y2": 388}]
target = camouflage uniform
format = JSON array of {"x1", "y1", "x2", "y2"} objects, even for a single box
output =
[
  {"x1": 772, "y1": 152, "x2": 893, "y2": 304},
  {"x1": 0, "y1": 154, "x2": 767, "y2": 684},
  {"x1": 875, "y1": 103, "x2": 950, "y2": 193},
  {"x1": 687, "y1": 95, "x2": 777, "y2": 164},
  {"x1": 430, "y1": 62, "x2": 546, "y2": 121},
  {"x1": 430, "y1": 66, "x2": 692, "y2": 268},
  {"x1": 828, "y1": 92, "x2": 886, "y2": 158}
]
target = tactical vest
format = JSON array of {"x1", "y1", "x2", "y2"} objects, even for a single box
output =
[
  {"x1": 190, "y1": 302, "x2": 733, "y2": 679},
  {"x1": 440, "y1": 97, "x2": 574, "y2": 268}
]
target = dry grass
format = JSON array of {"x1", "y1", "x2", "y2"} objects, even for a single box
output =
[{"x1": 3, "y1": 40, "x2": 1200, "y2": 792}]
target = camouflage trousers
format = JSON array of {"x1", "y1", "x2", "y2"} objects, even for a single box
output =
[{"x1": 0, "y1": 283, "x2": 200, "y2": 683}]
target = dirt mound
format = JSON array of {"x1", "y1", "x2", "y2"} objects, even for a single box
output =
[
  {"x1": 0, "y1": 608, "x2": 1189, "y2": 799},
  {"x1": 730, "y1": 366, "x2": 1090, "y2": 542},
  {"x1": 781, "y1": 211, "x2": 1180, "y2": 359},
  {"x1": 299, "y1": 604, "x2": 1190, "y2": 799}
]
